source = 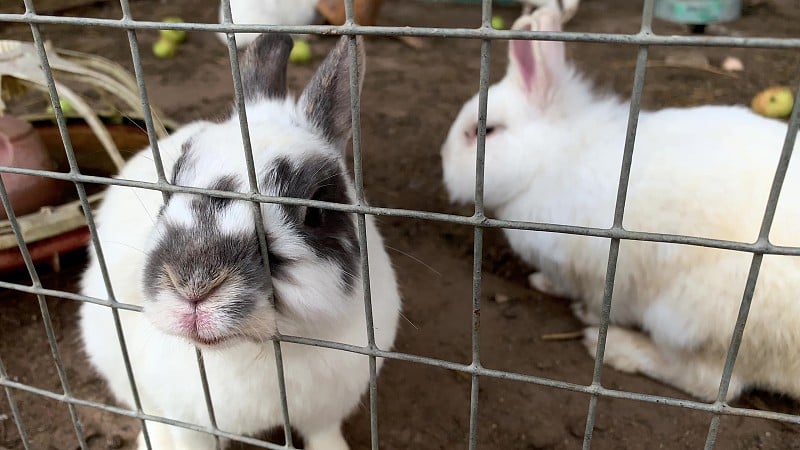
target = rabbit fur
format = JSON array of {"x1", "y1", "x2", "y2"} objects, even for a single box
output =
[
  {"x1": 80, "y1": 33, "x2": 401, "y2": 450},
  {"x1": 521, "y1": 0, "x2": 580, "y2": 23},
  {"x1": 441, "y1": 7, "x2": 800, "y2": 402},
  {"x1": 217, "y1": 0, "x2": 319, "y2": 48}
]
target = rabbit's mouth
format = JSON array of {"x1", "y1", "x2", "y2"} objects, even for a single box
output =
[
  {"x1": 194, "y1": 335, "x2": 226, "y2": 346},
  {"x1": 178, "y1": 311, "x2": 243, "y2": 347},
  {"x1": 142, "y1": 292, "x2": 278, "y2": 346}
]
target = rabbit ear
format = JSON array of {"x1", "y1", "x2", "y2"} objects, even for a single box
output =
[
  {"x1": 299, "y1": 35, "x2": 366, "y2": 153},
  {"x1": 240, "y1": 33, "x2": 294, "y2": 101},
  {"x1": 507, "y1": 7, "x2": 566, "y2": 107}
]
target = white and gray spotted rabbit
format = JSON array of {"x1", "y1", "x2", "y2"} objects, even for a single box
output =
[
  {"x1": 80, "y1": 33, "x2": 401, "y2": 450},
  {"x1": 441, "y1": 7, "x2": 800, "y2": 402}
]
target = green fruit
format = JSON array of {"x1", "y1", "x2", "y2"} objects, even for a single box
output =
[
  {"x1": 289, "y1": 40, "x2": 312, "y2": 64},
  {"x1": 751, "y1": 86, "x2": 794, "y2": 119},
  {"x1": 60, "y1": 98, "x2": 74, "y2": 114},
  {"x1": 47, "y1": 98, "x2": 74, "y2": 116},
  {"x1": 160, "y1": 29, "x2": 187, "y2": 44},
  {"x1": 153, "y1": 38, "x2": 178, "y2": 59},
  {"x1": 160, "y1": 16, "x2": 187, "y2": 44},
  {"x1": 491, "y1": 15, "x2": 505, "y2": 30}
]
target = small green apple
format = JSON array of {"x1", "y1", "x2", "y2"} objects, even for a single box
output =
[
  {"x1": 153, "y1": 38, "x2": 178, "y2": 59},
  {"x1": 47, "y1": 98, "x2": 74, "y2": 116},
  {"x1": 751, "y1": 86, "x2": 795, "y2": 119},
  {"x1": 60, "y1": 98, "x2": 74, "y2": 114},
  {"x1": 160, "y1": 17, "x2": 187, "y2": 44},
  {"x1": 290, "y1": 40, "x2": 312, "y2": 65},
  {"x1": 491, "y1": 15, "x2": 505, "y2": 30}
]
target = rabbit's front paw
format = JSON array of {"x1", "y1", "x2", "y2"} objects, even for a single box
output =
[
  {"x1": 528, "y1": 272, "x2": 568, "y2": 297},
  {"x1": 571, "y1": 301, "x2": 601, "y2": 325},
  {"x1": 582, "y1": 326, "x2": 653, "y2": 374},
  {"x1": 305, "y1": 426, "x2": 349, "y2": 450}
]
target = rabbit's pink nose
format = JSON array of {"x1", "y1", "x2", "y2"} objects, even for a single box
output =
[
  {"x1": 183, "y1": 282, "x2": 224, "y2": 306},
  {"x1": 184, "y1": 291, "x2": 212, "y2": 306}
]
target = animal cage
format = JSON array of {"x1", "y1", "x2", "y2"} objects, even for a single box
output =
[{"x1": 0, "y1": 0, "x2": 799, "y2": 449}]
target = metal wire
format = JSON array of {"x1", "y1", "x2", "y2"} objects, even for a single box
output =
[
  {"x1": 1, "y1": 1, "x2": 800, "y2": 449},
  {"x1": 341, "y1": 0, "x2": 382, "y2": 449},
  {"x1": 0, "y1": 356, "x2": 31, "y2": 450},
  {"x1": 120, "y1": 1, "x2": 216, "y2": 447},
  {"x1": 581, "y1": 1, "x2": 655, "y2": 447},
  {"x1": 0, "y1": 378, "x2": 286, "y2": 450},
  {"x1": 194, "y1": 348, "x2": 222, "y2": 450},
  {"x1": 2, "y1": 13, "x2": 800, "y2": 48},
  {"x1": 466, "y1": 0, "x2": 494, "y2": 448},
  {"x1": 219, "y1": 0, "x2": 294, "y2": 447},
  {"x1": 18, "y1": 0, "x2": 153, "y2": 446},
  {"x1": 2, "y1": 164, "x2": 799, "y2": 256},
  {"x1": 4, "y1": 328, "x2": 800, "y2": 425}
]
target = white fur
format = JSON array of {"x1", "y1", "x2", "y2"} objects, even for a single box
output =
[
  {"x1": 216, "y1": 199, "x2": 254, "y2": 235},
  {"x1": 79, "y1": 38, "x2": 401, "y2": 449},
  {"x1": 521, "y1": 0, "x2": 580, "y2": 23},
  {"x1": 441, "y1": 8, "x2": 800, "y2": 402},
  {"x1": 218, "y1": 0, "x2": 319, "y2": 48},
  {"x1": 161, "y1": 194, "x2": 196, "y2": 228}
]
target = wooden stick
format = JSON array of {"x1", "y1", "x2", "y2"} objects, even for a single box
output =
[{"x1": 541, "y1": 330, "x2": 584, "y2": 341}]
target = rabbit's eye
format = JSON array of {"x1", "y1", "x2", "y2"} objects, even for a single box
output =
[
  {"x1": 468, "y1": 125, "x2": 497, "y2": 139},
  {"x1": 303, "y1": 206, "x2": 324, "y2": 228},
  {"x1": 302, "y1": 187, "x2": 328, "y2": 228}
]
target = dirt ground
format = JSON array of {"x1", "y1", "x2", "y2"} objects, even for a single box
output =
[{"x1": 2, "y1": 0, "x2": 800, "y2": 449}]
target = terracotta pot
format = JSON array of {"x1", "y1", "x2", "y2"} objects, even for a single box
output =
[
  {"x1": 317, "y1": 0, "x2": 383, "y2": 26},
  {"x1": 0, "y1": 115, "x2": 62, "y2": 220},
  {"x1": 0, "y1": 117, "x2": 164, "y2": 274}
]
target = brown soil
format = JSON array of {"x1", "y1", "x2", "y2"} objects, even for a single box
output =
[{"x1": 2, "y1": 1, "x2": 800, "y2": 449}]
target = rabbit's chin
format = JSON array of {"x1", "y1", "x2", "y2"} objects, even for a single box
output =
[
  {"x1": 159, "y1": 323, "x2": 274, "y2": 349},
  {"x1": 151, "y1": 319, "x2": 276, "y2": 349},
  {"x1": 190, "y1": 333, "x2": 275, "y2": 350},
  {"x1": 186, "y1": 333, "x2": 245, "y2": 349},
  {"x1": 142, "y1": 296, "x2": 277, "y2": 348}
]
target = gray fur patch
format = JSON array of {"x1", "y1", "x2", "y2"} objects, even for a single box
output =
[
  {"x1": 171, "y1": 141, "x2": 196, "y2": 185},
  {"x1": 263, "y1": 155, "x2": 358, "y2": 290},
  {"x1": 143, "y1": 223, "x2": 292, "y2": 315},
  {"x1": 190, "y1": 175, "x2": 241, "y2": 229},
  {"x1": 240, "y1": 33, "x2": 294, "y2": 102},
  {"x1": 298, "y1": 35, "x2": 365, "y2": 152},
  {"x1": 143, "y1": 225, "x2": 262, "y2": 321}
]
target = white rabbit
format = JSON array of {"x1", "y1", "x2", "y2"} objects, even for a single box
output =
[
  {"x1": 441, "y1": 7, "x2": 800, "y2": 402},
  {"x1": 217, "y1": 0, "x2": 319, "y2": 48},
  {"x1": 79, "y1": 33, "x2": 401, "y2": 450}
]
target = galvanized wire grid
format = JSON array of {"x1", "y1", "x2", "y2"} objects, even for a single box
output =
[{"x1": 1, "y1": 0, "x2": 800, "y2": 449}]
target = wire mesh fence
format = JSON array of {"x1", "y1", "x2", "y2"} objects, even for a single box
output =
[{"x1": 0, "y1": 0, "x2": 799, "y2": 449}]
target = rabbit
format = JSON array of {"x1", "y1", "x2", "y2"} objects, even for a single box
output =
[
  {"x1": 79, "y1": 32, "x2": 401, "y2": 450},
  {"x1": 441, "y1": 6, "x2": 800, "y2": 403},
  {"x1": 217, "y1": 0, "x2": 320, "y2": 48}
]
